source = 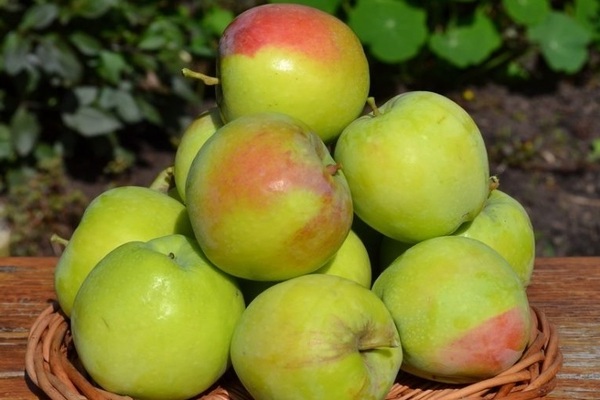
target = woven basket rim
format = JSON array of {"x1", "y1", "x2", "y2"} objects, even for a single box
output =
[{"x1": 25, "y1": 302, "x2": 562, "y2": 400}]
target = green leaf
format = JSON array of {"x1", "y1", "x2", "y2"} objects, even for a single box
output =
[
  {"x1": 72, "y1": 0, "x2": 117, "y2": 19},
  {"x1": 136, "y1": 97, "x2": 162, "y2": 125},
  {"x1": 73, "y1": 86, "x2": 98, "y2": 106},
  {"x1": 35, "y1": 36, "x2": 83, "y2": 83},
  {"x1": 268, "y1": 0, "x2": 342, "y2": 14},
  {"x1": 202, "y1": 7, "x2": 234, "y2": 36},
  {"x1": 429, "y1": 8, "x2": 502, "y2": 68},
  {"x1": 348, "y1": 0, "x2": 428, "y2": 63},
  {"x1": 528, "y1": 12, "x2": 592, "y2": 73},
  {"x1": 69, "y1": 32, "x2": 103, "y2": 56},
  {"x1": 139, "y1": 19, "x2": 184, "y2": 51},
  {"x1": 503, "y1": 0, "x2": 550, "y2": 26},
  {"x1": 19, "y1": 3, "x2": 59, "y2": 31},
  {"x1": 0, "y1": 124, "x2": 13, "y2": 161},
  {"x1": 98, "y1": 50, "x2": 128, "y2": 85},
  {"x1": 10, "y1": 106, "x2": 41, "y2": 156},
  {"x1": 62, "y1": 106, "x2": 123, "y2": 137},
  {"x1": 98, "y1": 87, "x2": 142, "y2": 123},
  {"x1": 575, "y1": 0, "x2": 600, "y2": 39},
  {"x1": 2, "y1": 32, "x2": 32, "y2": 75}
]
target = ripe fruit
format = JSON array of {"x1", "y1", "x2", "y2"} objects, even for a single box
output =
[
  {"x1": 54, "y1": 186, "x2": 193, "y2": 316},
  {"x1": 214, "y1": 3, "x2": 369, "y2": 142},
  {"x1": 372, "y1": 236, "x2": 531, "y2": 383},
  {"x1": 186, "y1": 112, "x2": 353, "y2": 281},
  {"x1": 173, "y1": 107, "x2": 223, "y2": 203},
  {"x1": 231, "y1": 274, "x2": 402, "y2": 400},
  {"x1": 70, "y1": 234, "x2": 245, "y2": 400},
  {"x1": 334, "y1": 91, "x2": 490, "y2": 243}
]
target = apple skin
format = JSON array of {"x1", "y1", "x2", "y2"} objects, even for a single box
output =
[
  {"x1": 185, "y1": 112, "x2": 353, "y2": 281},
  {"x1": 230, "y1": 274, "x2": 403, "y2": 400},
  {"x1": 453, "y1": 189, "x2": 536, "y2": 286},
  {"x1": 238, "y1": 229, "x2": 372, "y2": 303},
  {"x1": 334, "y1": 91, "x2": 490, "y2": 243},
  {"x1": 372, "y1": 236, "x2": 531, "y2": 384},
  {"x1": 379, "y1": 189, "x2": 536, "y2": 286},
  {"x1": 70, "y1": 234, "x2": 245, "y2": 400},
  {"x1": 54, "y1": 186, "x2": 194, "y2": 316},
  {"x1": 173, "y1": 107, "x2": 223, "y2": 203},
  {"x1": 217, "y1": 3, "x2": 369, "y2": 143}
]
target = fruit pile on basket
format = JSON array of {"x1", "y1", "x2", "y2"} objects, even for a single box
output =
[{"x1": 27, "y1": 4, "x2": 562, "y2": 400}]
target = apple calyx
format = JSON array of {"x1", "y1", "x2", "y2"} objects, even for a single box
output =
[
  {"x1": 149, "y1": 166, "x2": 175, "y2": 193},
  {"x1": 182, "y1": 68, "x2": 220, "y2": 86},
  {"x1": 366, "y1": 97, "x2": 382, "y2": 117}
]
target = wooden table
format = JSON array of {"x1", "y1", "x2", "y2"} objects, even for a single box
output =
[{"x1": 1, "y1": 257, "x2": 599, "y2": 399}]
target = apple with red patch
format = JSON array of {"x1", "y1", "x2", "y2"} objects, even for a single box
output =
[
  {"x1": 212, "y1": 3, "x2": 369, "y2": 143},
  {"x1": 185, "y1": 112, "x2": 353, "y2": 281},
  {"x1": 372, "y1": 236, "x2": 531, "y2": 383}
]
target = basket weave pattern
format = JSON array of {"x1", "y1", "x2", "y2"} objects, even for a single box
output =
[{"x1": 25, "y1": 303, "x2": 562, "y2": 400}]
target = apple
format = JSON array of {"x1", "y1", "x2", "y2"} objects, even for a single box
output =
[
  {"x1": 379, "y1": 189, "x2": 536, "y2": 286},
  {"x1": 453, "y1": 189, "x2": 536, "y2": 286},
  {"x1": 211, "y1": 3, "x2": 369, "y2": 143},
  {"x1": 372, "y1": 236, "x2": 531, "y2": 384},
  {"x1": 173, "y1": 107, "x2": 223, "y2": 203},
  {"x1": 238, "y1": 229, "x2": 372, "y2": 303},
  {"x1": 185, "y1": 112, "x2": 353, "y2": 281},
  {"x1": 70, "y1": 234, "x2": 245, "y2": 400},
  {"x1": 334, "y1": 91, "x2": 490, "y2": 243},
  {"x1": 230, "y1": 274, "x2": 403, "y2": 400},
  {"x1": 54, "y1": 186, "x2": 194, "y2": 316}
]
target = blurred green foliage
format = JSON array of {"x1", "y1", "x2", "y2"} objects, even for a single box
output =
[{"x1": 1, "y1": 0, "x2": 599, "y2": 191}]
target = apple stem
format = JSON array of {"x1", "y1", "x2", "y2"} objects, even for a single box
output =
[
  {"x1": 181, "y1": 68, "x2": 220, "y2": 86},
  {"x1": 366, "y1": 97, "x2": 382, "y2": 117},
  {"x1": 358, "y1": 334, "x2": 401, "y2": 351},
  {"x1": 489, "y1": 175, "x2": 500, "y2": 192},
  {"x1": 150, "y1": 166, "x2": 175, "y2": 193},
  {"x1": 325, "y1": 163, "x2": 342, "y2": 176},
  {"x1": 50, "y1": 233, "x2": 69, "y2": 247}
]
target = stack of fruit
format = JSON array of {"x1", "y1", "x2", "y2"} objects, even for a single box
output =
[{"x1": 51, "y1": 4, "x2": 538, "y2": 400}]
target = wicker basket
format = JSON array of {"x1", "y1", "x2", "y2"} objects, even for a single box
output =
[{"x1": 25, "y1": 302, "x2": 562, "y2": 400}]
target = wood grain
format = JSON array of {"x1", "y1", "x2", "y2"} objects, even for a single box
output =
[{"x1": 1, "y1": 257, "x2": 599, "y2": 399}]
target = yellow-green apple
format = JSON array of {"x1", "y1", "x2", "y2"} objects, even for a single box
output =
[
  {"x1": 215, "y1": 3, "x2": 369, "y2": 143},
  {"x1": 173, "y1": 107, "x2": 223, "y2": 203},
  {"x1": 70, "y1": 234, "x2": 245, "y2": 400},
  {"x1": 334, "y1": 91, "x2": 490, "y2": 243},
  {"x1": 379, "y1": 189, "x2": 536, "y2": 286},
  {"x1": 453, "y1": 189, "x2": 536, "y2": 286},
  {"x1": 372, "y1": 236, "x2": 531, "y2": 384},
  {"x1": 230, "y1": 274, "x2": 402, "y2": 400},
  {"x1": 185, "y1": 112, "x2": 353, "y2": 281},
  {"x1": 54, "y1": 186, "x2": 193, "y2": 316},
  {"x1": 238, "y1": 229, "x2": 372, "y2": 303}
]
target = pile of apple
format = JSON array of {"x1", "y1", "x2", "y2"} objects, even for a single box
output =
[{"x1": 51, "y1": 4, "x2": 537, "y2": 400}]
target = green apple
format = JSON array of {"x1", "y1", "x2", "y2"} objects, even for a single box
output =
[
  {"x1": 54, "y1": 186, "x2": 194, "y2": 316},
  {"x1": 70, "y1": 234, "x2": 245, "y2": 400},
  {"x1": 372, "y1": 236, "x2": 531, "y2": 384},
  {"x1": 334, "y1": 91, "x2": 490, "y2": 243},
  {"x1": 238, "y1": 229, "x2": 372, "y2": 303},
  {"x1": 186, "y1": 112, "x2": 353, "y2": 281},
  {"x1": 230, "y1": 274, "x2": 402, "y2": 400},
  {"x1": 173, "y1": 107, "x2": 223, "y2": 203},
  {"x1": 214, "y1": 3, "x2": 369, "y2": 143},
  {"x1": 453, "y1": 189, "x2": 535, "y2": 286}
]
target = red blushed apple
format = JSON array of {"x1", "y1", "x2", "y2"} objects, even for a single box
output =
[
  {"x1": 373, "y1": 236, "x2": 531, "y2": 384},
  {"x1": 216, "y1": 4, "x2": 369, "y2": 143},
  {"x1": 185, "y1": 112, "x2": 353, "y2": 281}
]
